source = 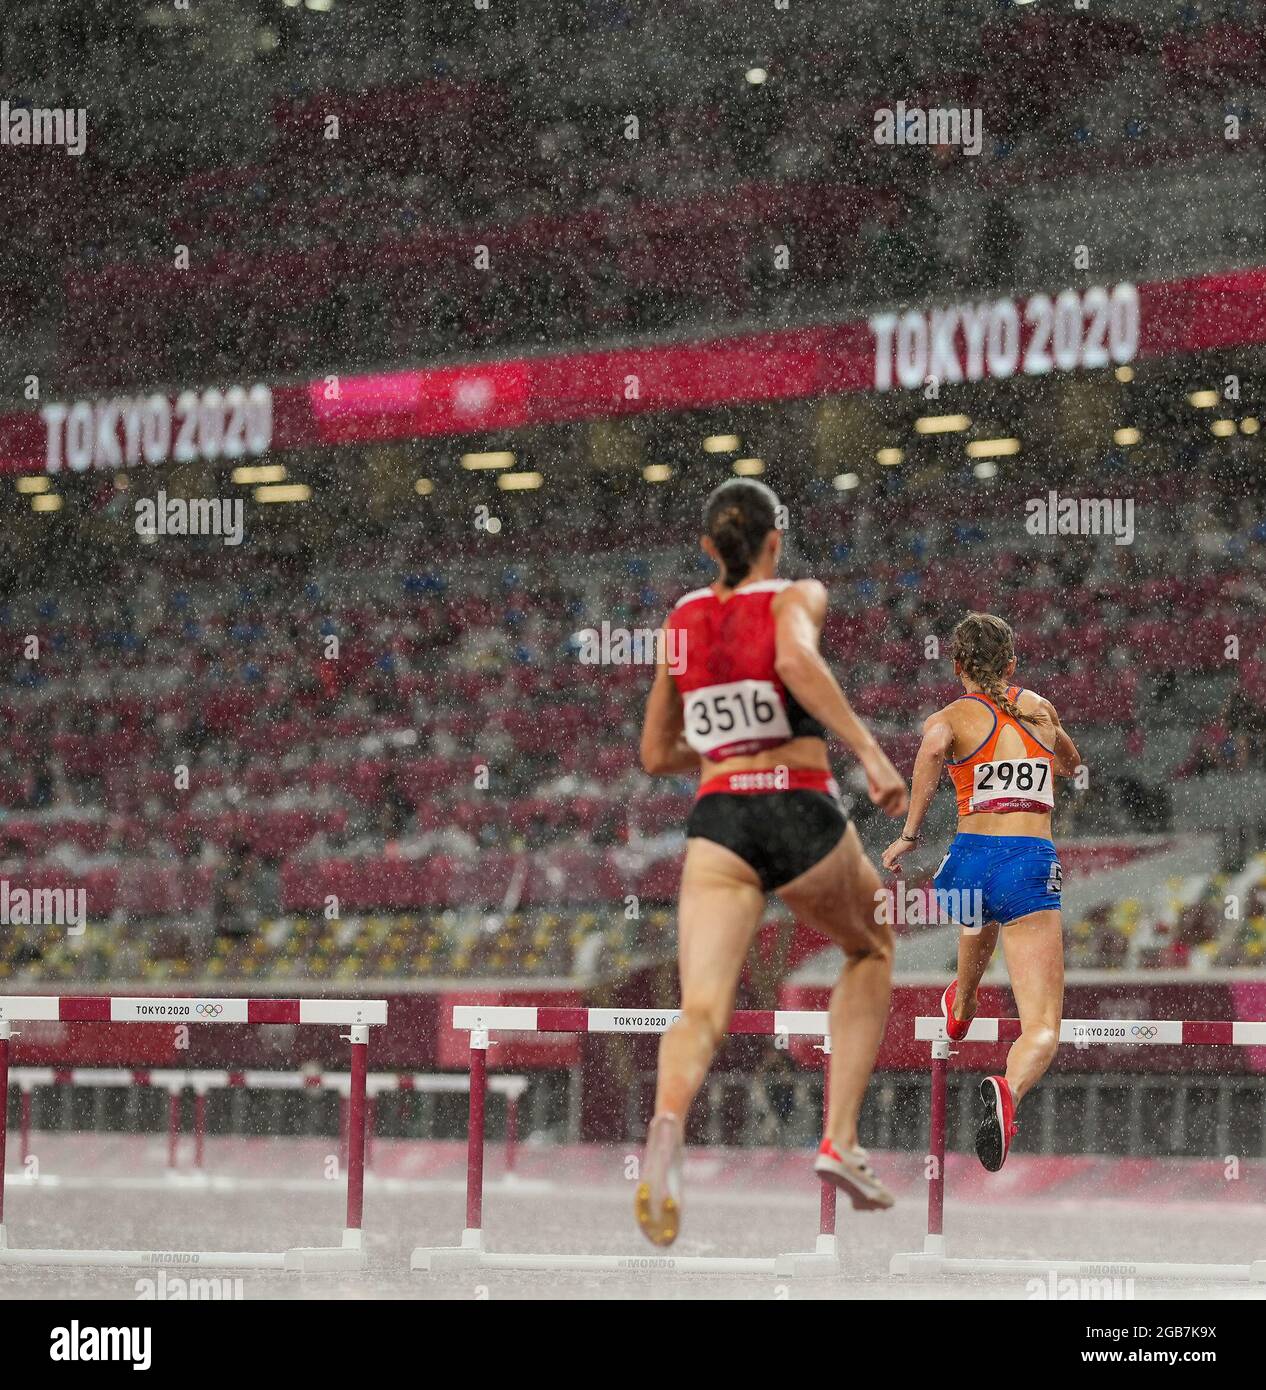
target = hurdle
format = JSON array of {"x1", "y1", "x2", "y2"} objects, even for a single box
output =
[
  {"x1": 7, "y1": 1067, "x2": 528, "y2": 1178},
  {"x1": 0, "y1": 994, "x2": 385, "y2": 1270},
  {"x1": 411, "y1": 1005, "x2": 841, "y2": 1276},
  {"x1": 890, "y1": 1015, "x2": 1266, "y2": 1284}
]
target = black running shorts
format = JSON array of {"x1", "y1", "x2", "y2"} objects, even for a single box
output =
[{"x1": 685, "y1": 789, "x2": 849, "y2": 892}]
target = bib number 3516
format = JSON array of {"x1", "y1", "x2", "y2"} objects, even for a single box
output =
[
  {"x1": 683, "y1": 679, "x2": 791, "y2": 757},
  {"x1": 970, "y1": 757, "x2": 1054, "y2": 810}
]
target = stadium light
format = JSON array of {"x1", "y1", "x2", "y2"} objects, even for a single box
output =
[
  {"x1": 1114, "y1": 427, "x2": 1141, "y2": 446},
  {"x1": 15, "y1": 476, "x2": 49, "y2": 494},
  {"x1": 832, "y1": 473, "x2": 860, "y2": 491},
  {"x1": 746, "y1": 68, "x2": 768, "y2": 85},
  {"x1": 415, "y1": 478, "x2": 435, "y2": 495},
  {"x1": 1187, "y1": 390, "x2": 1219, "y2": 408},
  {"x1": 304, "y1": 0, "x2": 334, "y2": 11},
  {"x1": 1241, "y1": 418, "x2": 1260, "y2": 435},
  {"x1": 32, "y1": 493, "x2": 62, "y2": 512},
  {"x1": 703, "y1": 435, "x2": 740, "y2": 453},
  {"x1": 1114, "y1": 365, "x2": 1135, "y2": 383},
  {"x1": 1210, "y1": 419, "x2": 1236, "y2": 438},
  {"x1": 643, "y1": 464, "x2": 673, "y2": 483},
  {"x1": 972, "y1": 461, "x2": 998, "y2": 480},
  {"x1": 734, "y1": 458, "x2": 764, "y2": 475},
  {"x1": 914, "y1": 414, "x2": 970, "y2": 434},
  {"x1": 876, "y1": 448, "x2": 903, "y2": 466},
  {"x1": 966, "y1": 438, "x2": 1021, "y2": 459},
  {"x1": 462, "y1": 451, "x2": 514, "y2": 470},
  {"x1": 255, "y1": 484, "x2": 312, "y2": 503},
  {"x1": 498, "y1": 472, "x2": 543, "y2": 491},
  {"x1": 232, "y1": 464, "x2": 287, "y2": 484}
]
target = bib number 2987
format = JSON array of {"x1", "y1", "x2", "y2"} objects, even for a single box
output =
[{"x1": 970, "y1": 757, "x2": 1053, "y2": 809}]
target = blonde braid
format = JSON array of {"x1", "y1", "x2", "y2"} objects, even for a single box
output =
[{"x1": 952, "y1": 613, "x2": 1053, "y2": 729}]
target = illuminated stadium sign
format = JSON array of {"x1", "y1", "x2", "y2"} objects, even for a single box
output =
[
  {"x1": 868, "y1": 284, "x2": 1140, "y2": 392},
  {"x1": 5, "y1": 266, "x2": 1264, "y2": 475},
  {"x1": 39, "y1": 384, "x2": 273, "y2": 473}
]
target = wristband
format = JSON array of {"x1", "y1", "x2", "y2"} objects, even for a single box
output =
[{"x1": 899, "y1": 832, "x2": 918, "y2": 843}]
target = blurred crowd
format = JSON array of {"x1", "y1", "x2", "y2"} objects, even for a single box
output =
[
  {"x1": 1, "y1": 0, "x2": 1263, "y2": 979},
  {"x1": 1, "y1": 447, "x2": 1265, "y2": 977}
]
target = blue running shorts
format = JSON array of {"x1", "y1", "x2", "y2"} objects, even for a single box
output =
[{"x1": 932, "y1": 833, "x2": 1063, "y2": 928}]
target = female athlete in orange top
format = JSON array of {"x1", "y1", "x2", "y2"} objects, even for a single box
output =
[{"x1": 882, "y1": 613, "x2": 1081, "y2": 1171}]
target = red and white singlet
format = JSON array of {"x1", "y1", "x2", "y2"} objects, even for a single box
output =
[{"x1": 666, "y1": 579, "x2": 828, "y2": 764}]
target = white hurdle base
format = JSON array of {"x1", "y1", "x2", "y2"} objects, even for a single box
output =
[
  {"x1": 890, "y1": 1247, "x2": 1266, "y2": 1284},
  {"x1": 412, "y1": 1228, "x2": 839, "y2": 1277},
  {"x1": 0, "y1": 1222, "x2": 366, "y2": 1272}
]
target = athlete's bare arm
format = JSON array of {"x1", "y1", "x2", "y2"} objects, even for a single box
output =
[
  {"x1": 1027, "y1": 695, "x2": 1081, "y2": 777},
  {"x1": 881, "y1": 706, "x2": 955, "y2": 871},
  {"x1": 771, "y1": 581, "x2": 908, "y2": 816},
  {"x1": 640, "y1": 630, "x2": 700, "y2": 775}
]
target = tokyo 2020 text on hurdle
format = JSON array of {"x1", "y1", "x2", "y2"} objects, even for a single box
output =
[
  {"x1": 410, "y1": 1005, "x2": 844, "y2": 1276},
  {"x1": 890, "y1": 1014, "x2": 1266, "y2": 1284},
  {"x1": 0, "y1": 995, "x2": 387, "y2": 1271}
]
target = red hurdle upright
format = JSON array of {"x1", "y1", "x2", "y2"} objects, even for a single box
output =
[
  {"x1": 413, "y1": 1005, "x2": 842, "y2": 1276},
  {"x1": 0, "y1": 995, "x2": 385, "y2": 1270},
  {"x1": 891, "y1": 1014, "x2": 1266, "y2": 1284}
]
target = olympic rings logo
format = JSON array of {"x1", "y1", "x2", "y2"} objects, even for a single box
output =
[
  {"x1": 195, "y1": 1003, "x2": 224, "y2": 1017},
  {"x1": 1130, "y1": 1025, "x2": 1157, "y2": 1039}
]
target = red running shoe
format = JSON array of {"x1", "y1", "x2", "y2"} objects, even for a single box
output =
[
  {"x1": 976, "y1": 1075, "x2": 1017, "y2": 1172},
  {"x1": 941, "y1": 979, "x2": 974, "y2": 1041}
]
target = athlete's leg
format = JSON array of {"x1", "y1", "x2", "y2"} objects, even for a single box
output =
[
  {"x1": 934, "y1": 839, "x2": 997, "y2": 1024},
  {"x1": 778, "y1": 822, "x2": 893, "y2": 1152},
  {"x1": 999, "y1": 908, "x2": 1064, "y2": 1104},
  {"x1": 639, "y1": 838, "x2": 764, "y2": 1245},
  {"x1": 953, "y1": 919, "x2": 999, "y2": 1022},
  {"x1": 654, "y1": 837, "x2": 765, "y2": 1121}
]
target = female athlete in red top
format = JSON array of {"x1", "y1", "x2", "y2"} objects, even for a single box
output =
[{"x1": 636, "y1": 479, "x2": 908, "y2": 1246}]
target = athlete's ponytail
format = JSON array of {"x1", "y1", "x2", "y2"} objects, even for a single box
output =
[
  {"x1": 951, "y1": 612, "x2": 1054, "y2": 729},
  {"x1": 703, "y1": 479, "x2": 780, "y2": 587}
]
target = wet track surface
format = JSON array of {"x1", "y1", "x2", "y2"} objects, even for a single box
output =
[{"x1": 2, "y1": 1136, "x2": 1264, "y2": 1300}]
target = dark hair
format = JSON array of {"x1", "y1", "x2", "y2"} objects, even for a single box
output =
[{"x1": 702, "y1": 479, "x2": 780, "y2": 587}]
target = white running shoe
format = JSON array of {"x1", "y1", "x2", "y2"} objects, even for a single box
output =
[
  {"x1": 635, "y1": 1113, "x2": 684, "y2": 1247},
  {"x1": 814, "y1": 1139, "x2": 895, "y2": 1210}
]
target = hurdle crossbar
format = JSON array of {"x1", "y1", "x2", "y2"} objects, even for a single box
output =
[
  {"x1": 411, "y1": 1005, "x2": 841, "y2": 1277},
  {"x1": 890, "y1": 1015, "x2": 1266, "y2": 1285},
  {"x1": 7, "y1": 1067, "x2": 528, "y2": 1177},
  {"x1": 0, "y1": 995, "x2": 386, "y2": 1270}
]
